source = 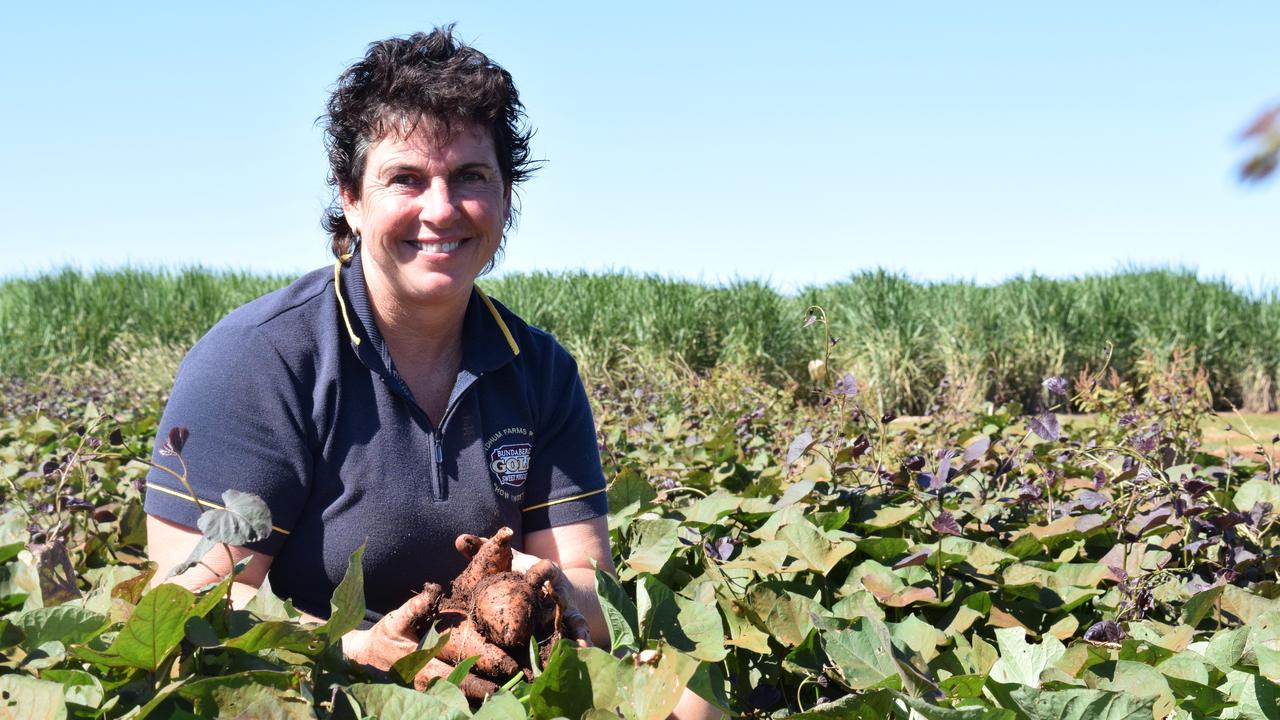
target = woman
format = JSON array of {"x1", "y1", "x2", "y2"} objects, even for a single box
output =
[
  {"x1": 146, "y1": 28, "x2": 719, "y2": 718},
  {"x1": 144, "y1": 26, "x2": 611, "y2": 678}
]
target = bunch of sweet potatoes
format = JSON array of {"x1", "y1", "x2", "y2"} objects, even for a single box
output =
[{"x1": 408, "y1": 527, "x2": 587, "y2": 699}]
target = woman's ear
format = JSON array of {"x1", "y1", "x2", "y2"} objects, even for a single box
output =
[{"x1": 340, "y1": 187, "x2": 362, "y2": 235}]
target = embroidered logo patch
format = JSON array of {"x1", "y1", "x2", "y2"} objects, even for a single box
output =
[
  {"x1": 484, "y1": 427, "x2": 534, "y2": 502},
  {"x1": 490, "y1": 443, "x2": 531, "y2": 489}
]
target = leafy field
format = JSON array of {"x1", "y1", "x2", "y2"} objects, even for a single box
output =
[
  {"x1": 1, "y1": 320, "x2": 1278, "y2": 718},
  {"x1": 3, "y1": 267, "x2": 1279, "y2": 413}
]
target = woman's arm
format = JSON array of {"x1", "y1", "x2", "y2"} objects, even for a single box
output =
[{"x1": 146, "y1": 515, "x2": 276, "y2": 607}]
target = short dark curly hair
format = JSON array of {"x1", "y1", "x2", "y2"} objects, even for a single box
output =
[{"x1": 321, "y1": 26, "x2": 536, "y2": 264}]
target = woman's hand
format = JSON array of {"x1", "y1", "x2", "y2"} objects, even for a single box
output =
[
  {"x1": 511, "y1": 547, "x2": 593, "y2": 647},
  {"x1": 341, "y1": 584, "x2": 442, "y2": 673}
]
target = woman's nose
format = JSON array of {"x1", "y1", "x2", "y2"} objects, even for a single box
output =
[{"x1": 419, "y1": 182, "x2": 462, "y2": 226}]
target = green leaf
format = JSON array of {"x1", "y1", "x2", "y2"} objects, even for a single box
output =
[
  {"x1": 623, "y1": 518, "x2": 682, "y2": 577},
  {"x1": 685, "y1": 659, "x2": 731, "y2": 713},
  {"x1": 224, "y1": 620, "x2": 325, "y2": 655},
  {"x1": 208, "y1": 683, "x2": 314, "y2": 720},
  {"x1": 1225, "y1": 672, "x2": 1280, "y2": 720},
  {"x1": 39, "y1": 669, "x2": 102, "y2": 710},
  {"x1": 787, "y1": 692, "x2": 895, "y2": 718},
  {"x1": 1163, "y1": 675, "x2": 1233, "y2": 716},
  {"x1": 1232, "y1": 477, "x2": 1280, "y2": 512},
  {"x1": 1180, "y1": 584, "x2": 1225, "y2": 627},
  {"x1": 1007, "y1": 686, "x2": 1158, "y2": 720},
  {"x1": 608, "y1": 468, "x2": 657, "y2": 512},
  {"x1": 1220, "y1": 584, "x2": 1280, "y2": 625},
  {"x1": 446, "y1": 654, "x2": 480, "y2": 686},
  {"x1": 110, "y1": 583, "x2": 196, "y2": 671},
  {"x1": 636, "y1": 574, "x2": 675, "y2": 644},
  {"x1": 627, "y1": 646, "x2": 700, "y2": 720},
  {"x1": 889, "y1": 613, "x2": 946, "y2": 662},
  {"x1": 347, "y1": 682, "x2": 471, "y2": 720},
  {"x1": 988, "y1": 627, "x2": 1066, "y2": 688},
  {"x1": 1204, "y1": 626, "x2": 1250, "y2": 673},
  {"x1": 390, "y1": 630, "x2": 451, "y2": 686},
  {"x1": 197, "y1": 489, "x2": 272, "y2": 545},
  {"x1": 177, "y1": 671, "x2": 299, "y2": 706},
  {"x1": 777, "y1": 519, "x2": 856, "y2": 573},
  {"x1": 528, "y1": 642, "x2": 626, "y2": 720},
  {"x1": 895, "y1": 692, "x2": 1014, "y2": 719},
  {"x1": 596, "y1": 566, "x2": 639, "y2": 651},
  {"x1": 167, "y1": 536, "x2": 216, "y2": 578},
  {"x1": 472, "y1": 691, "x2": 527, "y2": 720},
  {"x1": 745, "y1": 582, "x2": 822, "y2": 647},
  {"x1": 322, "y1": 542, "x2": 366, "y2": 642},
  {"x1": 651, "y1": 586, "x2": 727, "y2": 662},
  {"x1": 0, "y1": 675, "x2": 66, "y2": 720},
  {"x1": 859, "y1": 502, "x2": 921, "y2": 530},
  {"x1": 822, "y1": 616, "x2": 902, "y2": 691},
  {"x1": 11, "y1": 605, "x2": 107, "y2": 649},
  {"x1": 1259, "y1": 645, "x2": 1280, "y2": 683}
]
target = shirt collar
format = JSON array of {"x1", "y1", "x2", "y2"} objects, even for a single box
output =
[{"x1": 337, "y1": 252, "x2": 519, "y2": 380}]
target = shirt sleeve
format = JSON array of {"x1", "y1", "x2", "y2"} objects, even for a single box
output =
[
  {"x1": 521, "y1": 342, "x2": 609, "y2": 531},
  {"x1": 143, "y1": 321, "x2": 313, "y2": 555}
]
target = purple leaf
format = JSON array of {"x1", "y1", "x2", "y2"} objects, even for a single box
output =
[
  {"x1": 161, "y1": 426, "x2": 190, "y2": 456},
  {"x1": 1074, "y1": 514, "x2": 1107, "y2": 533},
  {"x1": 937, "y1": 450, "x2": 956, "y2": 484},
  {"x1": 705, "y1": 537, "x2": 735, "y2": 561},
  {"x1": 916, "y1": 474, "x2": 944, "y2": 492},
  {"x1": 932, "y1": 511, "x2": 962, "y2": 536},
  {"x1": 1029, "y1": 413, "x2": 1061, "y2": 442},
  {"x1": 108, "y1": 428, "x2": 124, "y2": 446},
  {"x1": 803, "y1": 313, "x2": 818, "y2": 327},
  {"x1": 893, "y1": 549, "x2": 933, "y2": 570},
  {"x1": 1083, "y1": 620, "x2": 1126, "y2": 644},
  {"x1": 849, "y1": 434, "x2": 871, "y2": 459},
  {"x1": 902, "y1": 454, "x2": 926, "y2": 472},
  {"x1": 1183, "y1": 479, "x2": 1215, "y2": 498},
  {"x1": 963, "y1": 436, "x2": 991, "y2": 463},
  {"x1": 1042, "y1": 376, "x2": 1070, "y2": 397},
  {"x1": 786, "y1": 432, "x2": 815, "y2": 466},
  {"x1": 833, "y1": 372, "x2": 859, "y2": 397},
  {"x1": 1078, "y1": 490, "x2": 1109, "y2": 510},
  {"x1": 1208, "y1": 512, "x2": 1245, "y2": 533}
]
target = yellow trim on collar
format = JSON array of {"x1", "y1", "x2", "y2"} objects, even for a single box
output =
[
  {"x1": 476, "y1": 286, "x2": 520, "y2": 356},
  {"x1": 334, "y1": 255, "x2": 362, "y2": 347},
  {"x1": 145, "y1": 482, "x2": 292, "y2": 536},
  {"x1": 522, "y1": 487, "x2": 606, "y2": 512}
]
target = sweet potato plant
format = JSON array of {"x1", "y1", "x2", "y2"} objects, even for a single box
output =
[{"x1": 0, "y1": 335, "x2": 1278, "y2": 718}]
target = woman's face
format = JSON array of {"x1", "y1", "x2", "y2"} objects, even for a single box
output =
[{"x1": 342, "y1": 120, "x2": 509, "y2": 311}]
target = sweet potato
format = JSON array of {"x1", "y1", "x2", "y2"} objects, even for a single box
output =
[{"x1": 404, "y1": 526, "x2": 587, "y2": 699}]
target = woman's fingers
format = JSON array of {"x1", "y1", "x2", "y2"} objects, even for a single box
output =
[{"x1": 383, "y1": 582, "x2": 443, "y2": 635}]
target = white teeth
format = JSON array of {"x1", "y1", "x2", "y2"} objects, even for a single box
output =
[{"x1": 411, "y1": 240, "x2": 462, "y2": 253}]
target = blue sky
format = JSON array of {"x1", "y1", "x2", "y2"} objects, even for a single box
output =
[{"x1": 2, "y1": 2, "x2": 1277, "y2": 292}]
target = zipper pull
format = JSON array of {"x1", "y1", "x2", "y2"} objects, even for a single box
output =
[{"x1": 435, "y1": 443, "x2": 443, "y2": 464}]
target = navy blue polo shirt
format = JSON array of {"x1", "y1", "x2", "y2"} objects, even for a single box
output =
[{"x1": 144, "y1": 253, "x2": 609, "y2": 621}]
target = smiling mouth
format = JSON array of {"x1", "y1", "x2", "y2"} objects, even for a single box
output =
[{"x1": 407, "y1": 239, "x2": 464, "y2": 253}]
